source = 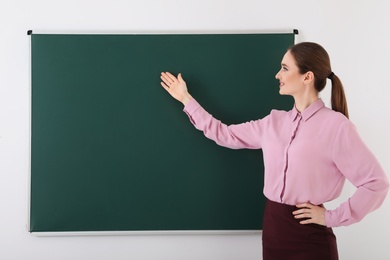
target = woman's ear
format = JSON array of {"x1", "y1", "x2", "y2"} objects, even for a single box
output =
[{"x1": 303, "y1": 71, "x2": 315, "y2": 85}]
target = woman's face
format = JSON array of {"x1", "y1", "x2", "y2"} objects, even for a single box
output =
[{"x1": 275, "y1": 51, "x2": 306, "y2": 97}]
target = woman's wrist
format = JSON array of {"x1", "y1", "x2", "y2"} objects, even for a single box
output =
[{"x1": 181, "y1": 93, "x2": 193, "y2": 106}]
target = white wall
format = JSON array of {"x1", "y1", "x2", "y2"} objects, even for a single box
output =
[{"x1": 1, "y1": 0, "x2": 389, "y2": 259}]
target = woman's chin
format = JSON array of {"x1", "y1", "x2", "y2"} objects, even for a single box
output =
[{"x1": 279, "y1": 89, "x2": 287, "y2": 95}]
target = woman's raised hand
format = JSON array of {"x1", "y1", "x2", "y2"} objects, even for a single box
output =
[{"x1": 160, "y1": 72, "x2": 192, "y2": 106}]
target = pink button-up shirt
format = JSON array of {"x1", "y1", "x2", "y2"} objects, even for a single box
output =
[{"x1": 183, "y1": 98, "x2": 389, "y2": 227}]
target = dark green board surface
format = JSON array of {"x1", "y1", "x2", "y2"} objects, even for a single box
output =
[{"x1": 30, "y1": 33, "x2": 295, "y2": 232}]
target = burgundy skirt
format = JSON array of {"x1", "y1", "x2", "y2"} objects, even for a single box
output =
[{"x1": 262, "y1": 199, "x2": 338, "y2": 260}]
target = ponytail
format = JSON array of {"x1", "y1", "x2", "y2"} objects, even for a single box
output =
[{"x1": 330, "y1": 74, "x2": 349, "y2": 119}]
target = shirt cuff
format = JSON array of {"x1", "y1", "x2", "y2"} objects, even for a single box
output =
[
  {"x1": 325, "y1": 210, "x2": 338, "y2": 228},
  {"x1": 183, "y1": 98, "x2": 201, "y2": 115}
]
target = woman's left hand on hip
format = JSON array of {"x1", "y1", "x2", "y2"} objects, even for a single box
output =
[{"x1": 292, "y1": 202, "x2": 326, "y2": 226}]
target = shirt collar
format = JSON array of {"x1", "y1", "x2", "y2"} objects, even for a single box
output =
[{"x1": 291, "y1": 98, "x2": 325, "y2": 122}]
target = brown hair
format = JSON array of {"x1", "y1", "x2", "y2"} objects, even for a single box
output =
[{"x1": 288, "y1": 42, "x2": 349, "y2": 119}]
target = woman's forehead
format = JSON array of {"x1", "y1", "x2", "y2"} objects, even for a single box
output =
[{"x1": 281, "y1": 51, "x2": 297, "y2": 67}]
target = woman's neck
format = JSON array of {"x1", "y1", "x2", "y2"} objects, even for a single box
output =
[{"x1": 294, "y1": 92, "x2": 319, "y2": 112}]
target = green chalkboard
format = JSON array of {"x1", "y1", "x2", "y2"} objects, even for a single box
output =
[{"x1": 30, "y1": 33, "x2": 295, "y2": 232}]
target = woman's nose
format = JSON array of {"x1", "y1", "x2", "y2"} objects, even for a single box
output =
[{"x1": 275, "y1": 71, "x2": 280, "y2": 79}]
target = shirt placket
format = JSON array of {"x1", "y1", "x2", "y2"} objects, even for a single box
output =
[{"x1": 280, "y1": 113, "x2": 302, "y2": 202}]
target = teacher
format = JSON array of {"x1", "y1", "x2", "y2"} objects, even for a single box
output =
[{"x1": 160, "y1": 42, "x2": 389, "y2": 260}]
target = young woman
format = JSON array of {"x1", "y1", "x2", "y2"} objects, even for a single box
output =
[{"x1": 160, "y1": 42, "x2": 389, "y2": 260}]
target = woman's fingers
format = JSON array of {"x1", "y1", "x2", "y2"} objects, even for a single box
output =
[
  {"x1": 160, "y1": 82, "x2": 170, "y2": 91},
  {"x1": 292, "y1": 202, "x2": 326, "y2": 226},
  {"x1": 161, "y1": 72, "x2": 177, "y2": 86},
  {"x1": 293, "y1": 204, "x2": 312, "y2": 219},
  {"x1": 160, "y1": 73, "x2": 172, "y2": 86},
  {"x1": 160, "y1": 72, "x2": 177, "y2": 90},
  {"x1": 165, "y1": 72, "x2": 177, "y2": 82}
]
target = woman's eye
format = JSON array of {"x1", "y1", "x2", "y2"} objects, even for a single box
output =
[{"x1": 282, "y1": 67, "x2": 288, "y2": 71}]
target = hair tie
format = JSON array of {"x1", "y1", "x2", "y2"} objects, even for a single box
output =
[{"x1": 328, "y1": 72, "x2": 335, "y2": 80}]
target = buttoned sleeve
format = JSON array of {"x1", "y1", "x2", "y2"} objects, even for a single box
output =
[
  {"x1": 183, "y1": 98, "x2": 265, "y2": 149},
  {"x1": 325, "y1": 121, "x2": 389, "y2": 227}
]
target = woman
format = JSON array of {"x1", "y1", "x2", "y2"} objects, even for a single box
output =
[{"x1": 160, "y1": 42, "x2": 389, "y2": 259}]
